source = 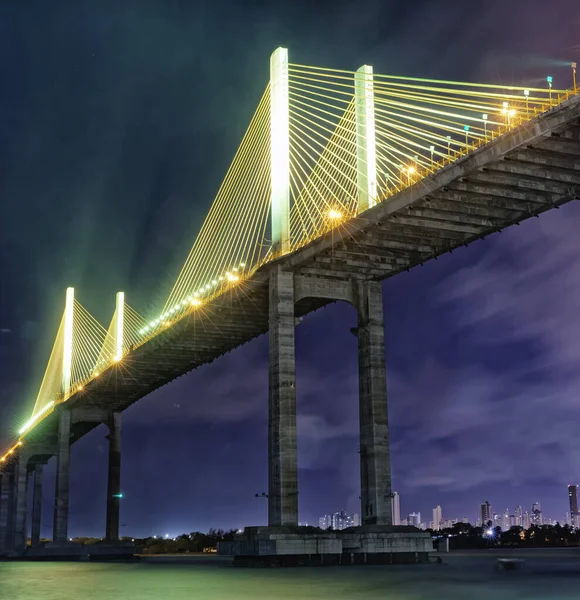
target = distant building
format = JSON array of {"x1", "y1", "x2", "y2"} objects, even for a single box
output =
[
  {"x1": 392, "y1": 491, "x2": 401, "y2": 526},
  {"x1": 319, "y1": 511, "x2": 359, "y2": 531},
  {"x1": 515, "y1": 506, "x2": 522, "y2": 527},
  {"x1": 502, "y1": 509, "x2": 510, "y2": 531},
  {"x1": 508, "y1": 515, "x2": 517, "y2": 528},
  {"x1": 523, "y1": 511, "x2": 531, "y2": 530},
  {"x1": 573, "y1": 514, "x2": 580, "y2": 530},
  {"x1": 531, "y1": 503, "x2": 543, "y2": 526},
  {"x1": 480, "y1": 501, "x2": 492, "y2": 527},
  {"x1": 407, "y1": 512, "x2": 421, "y2": 528},
  {"x1": 569, "y1": 485, "x2": 579, "y2": 521},
  {"x1": 432, "y1": 505, "x2": 443, "y2": 531}
]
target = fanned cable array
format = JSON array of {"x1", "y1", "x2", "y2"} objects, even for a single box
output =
[
  {"x1": 124, "y1": 303, "x2": 147, "y2": 349},
  {"x1": 71, "y1": 299, "x2": 108, "y2": 392},
  {"x1": 288, "y1": 63, "x2": 567, "y2": 219},
  {"x1": 288, "y1": 62, "x2": 359, "y2": 249},
  {"x1": 27, "y1": 313, "x2": 65, "y2": 425},
  {"x1": 141, "y1": 85, "x2": 273, "y2": 337},
  {"x1": 23, "y1": 297, "x2": 108, "y2": 435},
  {"x1": 372, "y1": 73, "x2": 565, "y2": 196}
]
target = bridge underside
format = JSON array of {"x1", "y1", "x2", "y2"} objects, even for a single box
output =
[{"x1": 23, "y1": 95, "x2": 580, "y2": 450}]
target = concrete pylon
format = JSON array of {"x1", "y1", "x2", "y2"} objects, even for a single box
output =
[
  {"x1": 268, "y1": 265, "x2": 298, "y2": 526},
  {"x1": 354, "y1": 280, "x2": 392, "y2": 525},
  {"x1": 106, "y1": 412, "x2": 122, "y2": 542},
  {"x1": 270, "y1": 47, "x2": 290, "y2": 254},
  {"x1": 31, "y1": 463, "x2": 44, "y2": 547},
  {"x1": 0, "y1": 471, "x2": 12, "y2": 554},
  {"x1": 53, "y1": 408, "x2": 71, "y2": 543},
  {"x1": 11, "y1": 453, "x2": 29, "y2": 552},
  {"x1": 355, "y1": 65, "x2": 377, "y2": 212}
]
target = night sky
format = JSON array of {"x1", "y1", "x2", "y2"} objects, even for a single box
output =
[{"x1": 1, "y1": 0, "x2": 580, "y2": 538}]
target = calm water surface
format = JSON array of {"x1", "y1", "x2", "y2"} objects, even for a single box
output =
[{"x1": 2, "y1": 553, "x2": 580, "y2": 599}]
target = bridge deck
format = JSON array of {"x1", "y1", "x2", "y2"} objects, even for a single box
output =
[{"x1": 23, "y1": 94, "x2": 580, "y2": 453}]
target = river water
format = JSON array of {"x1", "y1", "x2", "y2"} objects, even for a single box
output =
[{"x1": 1, "y1": 553, "x2": 580, "y2": 599}]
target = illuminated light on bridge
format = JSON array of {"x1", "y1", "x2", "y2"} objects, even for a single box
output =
[
  {"x1": 2, "y1": 46, "x2": 580, "y2": 556},
  {"x1": 18, "y1": 400, "x2": 55, "y2": 436}
]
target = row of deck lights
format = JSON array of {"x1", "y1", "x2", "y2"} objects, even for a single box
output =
[{"x1": 137, "y1": 263, "x2": 246, "y2": 336}]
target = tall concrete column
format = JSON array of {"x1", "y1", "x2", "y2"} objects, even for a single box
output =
[
  {"x1": 355, "y1": 280, "x2": 392, "y2": 525},
  {"x1": 53, "y1": 408, "x2": 71, "y2": 543},
  {"x1": 31, "y1": 463, "x2": 44, "y2": 547},
  {"x1": 12, "y1": 453, "x2": 30, "y2": 552},
  {"x1": 0, "y1": 471, "x2": 12, "y2": 554},
  {"x1": 106, "y1": 412, "x2": 122, "y2": 542},
  {"x1": 268, "y1": 265, "x2": 298, "y2": 526}
]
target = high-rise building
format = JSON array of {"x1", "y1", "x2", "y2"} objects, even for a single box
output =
[
  {"x1": 569, "y1": 485, "x2": 579, "y2": 520},
  {"x1": 480, "y1": 501, "x2": 492, "y2": 527},
  {"x1": 318, "y1": 511, "x2": 360, "y2": 531},
  {"x1": 523, "y1": 511, "x2": 531, "y2": 530},
  {"x1": 502, "y1": 509, "x2": 510, "y2": 531},
  {"x1": 515, "y1": 506, "x2": 522, "y2": 527},
  {"x1": 407, "y1": 512, "x2": 421, "y2": 528},
  {"x1": 531, "y1": 503, "x2": 543, "y2": 526},
  {"x1": 432, "y1": 505, "x2": 443, "y2": 531},
  {"x1": 392, "y1": 492, "x2": 401, "y2": 526}
]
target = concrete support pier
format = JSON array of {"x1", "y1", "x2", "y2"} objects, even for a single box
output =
[
  {"x1": 12, "y1": 454, "x2": 29, "y2": 552},
  {"x1": 53, "y1": 408, "x2": 71, "y2": 543},
  {"x1": 268, "y1": 266, "x2": 298, "y2": 526},
  {"x1": 106, "y1": 412, "x2": 122, "y2": 542},
  {"x1": 31, "y1": 463, "x2": 44, "y2": 547},
  {"x1": 0, "y1": 471, "x2": 13, "y2": 554},
  {"x1": 355, "y1": 281, "x2": 392, "y2": 525}
]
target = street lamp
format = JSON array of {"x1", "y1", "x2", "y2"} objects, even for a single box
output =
[
  {"x1": 463, "y1": 125, "x2": 470, "y2": 147},
  {"x1": 572, "y1": 63, "x2": 577, "y2": 94},
  {"x1": 547, "y1": 76, "x2": 553, "y2": 106},
  {"x1": 524, "y1": 89, "x2": 529, "y2": 114},
  {"x1": 406, "y1": 165, "x2": 415, "y2": 185},
  {"x1": 502, "y1": 101, "x2": 509, "y2": 127},
  {"x1": 446, "y1": 135, "x2": 451, "y2": 157},
  {"x1": 429, "y1": 145, "x2": 435, "y2": 167},
  {"x1": 482, "y1": 113, "x2": 488, "y2": 138}
]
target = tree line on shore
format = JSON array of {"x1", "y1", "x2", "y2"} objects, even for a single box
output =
[
  {"x1": 433, "y1": 522, "x2": 580, "y2": 549},
  {"x1": 61, "y1": 522, "x2": 580, "y2": 553}
]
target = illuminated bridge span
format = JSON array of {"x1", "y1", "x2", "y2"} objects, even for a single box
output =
[{"x1": 1, "y1": 48, "x2": 580, "y2": 555}]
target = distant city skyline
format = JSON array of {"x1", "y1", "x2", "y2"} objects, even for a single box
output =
[{"x1": 387, "y1": 485, "x2": 580, "y2": 532}]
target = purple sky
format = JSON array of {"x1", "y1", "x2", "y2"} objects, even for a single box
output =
[{"x1": 1, "y1": 0, "x2": 580, "y2": 537}]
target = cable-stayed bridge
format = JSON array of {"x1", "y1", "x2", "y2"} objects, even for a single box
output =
[{"x1": 1, "y1": 48, "x2": 580, "y2": 556}]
